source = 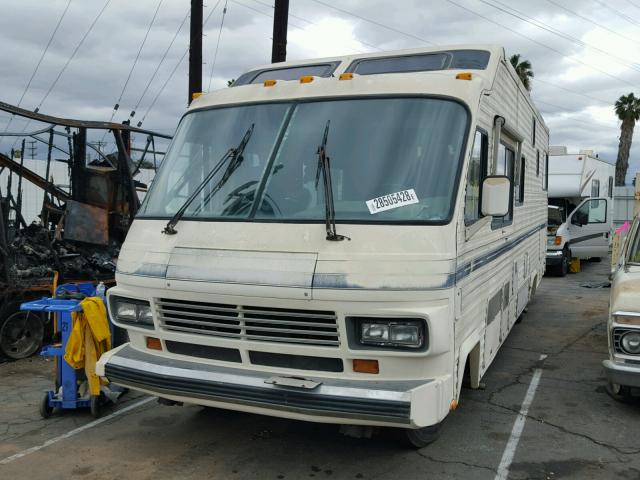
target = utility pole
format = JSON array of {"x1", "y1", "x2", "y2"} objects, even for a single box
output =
[
  {"x1": 26, "y1": 139, "x2": 37, "y2": 159},
  {"x1": 188, "y1": 0, "x2": 203, "y2": 105},
  {"x1": 271, "y1": 0, "x2": 289, "y2": 63}
]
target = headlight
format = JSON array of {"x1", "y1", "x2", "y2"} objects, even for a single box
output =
[
  {"x1": 358, "y1": 318, "x2": 425, "y2": 349},
  {"x1": 110, "y1": 296, "x2": 154, "y2": 328},
  {"x1": 621, "y1": 331, "x2": 640, "y2": 355}
]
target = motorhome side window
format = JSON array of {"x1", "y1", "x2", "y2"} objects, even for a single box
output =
[
  {"x1": 532, "y1": 116, "x2": 536, "y2": 146},
  {"x1": 464, "y1": 129, "x2": 487, "y2": 224},
  {"x1": 544, "y1": 152, "x2": 549, "y2": 191},
  {"x1": 515, "y1": 155, "x2": 525, "y2": 205},
  {"x1": 536, "y1": 150, "x2": 540, "y2": 176},
  {"x1": 608, "y1": 176, "x2": 614, "y2": 198},
  {"x1": 572, "y1": 199, "x2": 607, "y2": 225},
  {"x1": 492, "y1": 142, "x2": 514, "y2": 228},
  {"x1": 591, "y1": 179, "x2": 600, "y2": 197}
]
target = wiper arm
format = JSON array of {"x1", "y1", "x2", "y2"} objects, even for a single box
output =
[
  {"x1": 315, "y1": 120, "x2": 349, "y2": 242},
  {"x1": 162, "y1": 124, "x2": 254, "y2": 235}
]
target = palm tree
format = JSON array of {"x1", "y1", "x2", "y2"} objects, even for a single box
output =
[
  {"x1": 510, "y1": 54, "x2": 534, "y2": 91},
  {"x1": 614, "y1": 93, "x2": 640, "y2": 186}
]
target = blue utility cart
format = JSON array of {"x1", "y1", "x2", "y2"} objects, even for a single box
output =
[{"x1": 22, "y1": 283, "x2": 120, "y2": 418}]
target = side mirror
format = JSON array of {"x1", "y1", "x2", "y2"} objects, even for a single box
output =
[{"x1": 481, "y1": 175, "x2": 511, "y2": 217}]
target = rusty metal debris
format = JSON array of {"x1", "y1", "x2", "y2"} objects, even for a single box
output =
[{"x1": 0, "y1": 100, "x2": 171, "y2": 359}]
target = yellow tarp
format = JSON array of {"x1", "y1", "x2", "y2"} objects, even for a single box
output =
[{"x1": 63, "y1": 297, "x2": 111, "y2": 396}]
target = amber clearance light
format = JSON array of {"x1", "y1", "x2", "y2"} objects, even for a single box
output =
[
  {"x1": 353, "y1": 359, "x2": 379, "y2": 374},
  {"x1": 146, "y1": 337, "x2": 162, "y2": 351}
]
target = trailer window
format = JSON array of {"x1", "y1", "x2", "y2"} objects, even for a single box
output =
[
  {"x1": 492, "y1": 143, "x2": 514, "y2": 228},
  {"x1": 515, "y1": 155, "x2": 525, "y2": 206},
  {"x1": 464, "y1": 129, "x2": 488, "y2": 225},
  {"x1": 608, "y1": 176, "x2": 614, "y2": 198}
]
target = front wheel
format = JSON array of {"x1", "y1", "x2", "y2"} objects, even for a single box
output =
[
  {"x1": 606, "y1": 382, "x2": 634, "y2": 403},
  {"x1": 400, "y1": 422, "x2": 443, "y2": 449},
  {"x1": 39, "y1": 393, "x2": 53, "y2": 419},
  {"x1": 557, "y1": 249, "x2": 570, "y2": 277}
]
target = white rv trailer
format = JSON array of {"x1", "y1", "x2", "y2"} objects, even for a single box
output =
[
  {"x1": 546, "y1": 147, "x2": 615, "y2": 275},
  {"x1": 96, "y1": 45, "x2": 549, "y2": 446}
]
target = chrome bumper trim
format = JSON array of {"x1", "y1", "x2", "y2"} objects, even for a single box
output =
[
  {"x1": 602, "y1": 359, "x2": 640, "y2": 387},
  {"x1": 101, "y1": 344, "x2": 419, "y2": 424}
]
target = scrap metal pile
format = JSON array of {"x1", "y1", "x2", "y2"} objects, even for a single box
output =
[{"x1": 8, "y1": 224, "x2": 118, "y2": 284}]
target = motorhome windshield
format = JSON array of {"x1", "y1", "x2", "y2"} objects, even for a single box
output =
[{"x1": 140, "y1": 97, "x2": 468, "y2": 223}]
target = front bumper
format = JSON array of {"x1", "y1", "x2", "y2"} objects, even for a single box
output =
[
  {"x1": 602, "y1": 359, "x2": 640, "y2": 387},
  {"x1": 546, "y1": 249, "x2": 563, "y2": 266},
  {"x1": 97, "y1": 344, "x2": 445, "y2": 428}
]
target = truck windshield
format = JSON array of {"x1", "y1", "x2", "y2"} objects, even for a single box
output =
[
  {"x1": 628, "y1": 223, "x2": 640, "y2": 264},
  {"x1": 140, "y1": 97, "x2": 468, "y2": 223}
]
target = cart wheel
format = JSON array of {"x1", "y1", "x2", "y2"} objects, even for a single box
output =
[
  {"x1": 40, "y1": 393, "x2": 53, "y2": 419},
  {"x1": 90, "y1": 395, "x2": 103, "y2": 418}
]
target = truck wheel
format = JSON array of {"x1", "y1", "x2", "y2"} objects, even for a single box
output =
[
  {"x1": 0, "y1": 310, "x2": 45, "y2": 359},
  {"x1": 558, "y1": 249, "x2": 570, "y2": 277},
  {"x1": 400, "y1": 422, "x2": 442, "y2": 449},
  {"x1": 606, "y1": 382, "x2": 634, "y2": 403}
]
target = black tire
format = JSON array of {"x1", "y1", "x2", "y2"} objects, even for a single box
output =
[
  {"x1": 90, "y1": 395, "x2": 103, "y2": 418},
  {"x1": 606, "y1": 382, "x2": 634, "y2": 403},
  {"x1": 0, "y1": 310, "x2": 45, "y2": 359},
  {"x1": 400, "y1": 422, "x2": 443, "y2": 449},
  {"x1": 40, "y1": 393, "x2": 53, "y2": 419},
  {"x1": 557, "y1": 249, "x2": 570, "y2": 277}
]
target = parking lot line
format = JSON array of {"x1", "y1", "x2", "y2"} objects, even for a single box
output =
[
  {"x1": 494, "y1": 354, "x2": 547, "y2": 480},
  {"x1": 0, "y1": 396, "x2": 155, "y2": 466}
]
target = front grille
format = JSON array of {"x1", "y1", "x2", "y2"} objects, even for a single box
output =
[
  {"x1": 613, "y1": 327, "x2": 638, "y2": 355},
  {"x1": 156, "y1": 298, "x2": 339, "y2": 347}
]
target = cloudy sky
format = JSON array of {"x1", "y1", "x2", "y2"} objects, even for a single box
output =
[{"x1": 1, "y1": 0, "x2": 639, "y2": 181}]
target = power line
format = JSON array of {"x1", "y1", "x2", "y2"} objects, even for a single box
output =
[
  {"x1": 36, "y1": 0, "x2": 111, "y2": 112},
  {"x1": 443, "y1": 0, "x2": 640, "y2": 90},
  {"x1": 308, "y1": 0, "x2": 436, "y2": 46},
  {"x1": 207, "y1": 0, "x2": 229, "y2": 91},
  {"x1": 111, "y1": 0, "x2": 164, "y2": 122},
  {"x1": 1, "y1": 0, "x2": 72, "y2": 147},
  {"x1": 233, "y1": 0, "x2": 374, "y2": 52},
  {"x1": 477, "y1": 0, "x2": 640, "y2": 75},
  {"x1": 544, "y1": 0, "x2": 640, "y2": 47},
  {"x1": 532, "y1": 78, "x2": 612, "y2": 105},
  {"x1": 139, "y1": 0, "x2": 223, "y2": 127},
  {"x1": 131, "y1": 10, "x2": 190, "y2": 123},
  {"x1": 592, "y1": 0, "x2": 640, "y2": 29},
  {"x1": 534, "y1": 99, "x2": 618, "y2": 129},
  {"x1": 12, "y1": 0, "x2": 111, "y2": 150}
]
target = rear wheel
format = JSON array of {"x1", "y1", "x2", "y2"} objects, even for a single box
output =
[
  {"x1": 0, "y1": 310, "x2": 45, "y2": 359},
  {"x1": 400, "y1": 422, "x2": 443, "y2": 449}
]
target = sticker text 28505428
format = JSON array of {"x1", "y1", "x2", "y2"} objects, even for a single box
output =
[{"x1": 366, "y1": 189, "x2": 419, "y2": 214}]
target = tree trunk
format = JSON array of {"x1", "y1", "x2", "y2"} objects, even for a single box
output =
[{"x1": 616, "y1": 118, "x2": 635, "y2": 186}]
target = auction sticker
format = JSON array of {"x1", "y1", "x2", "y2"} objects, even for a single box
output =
[{"x1": 366, "y1": 189, "x2": 419, "y2": 214}]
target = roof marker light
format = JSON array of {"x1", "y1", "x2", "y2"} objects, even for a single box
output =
[
  {"x1": 456, "y1": 72, "x2": 473, "y2": 80},
  {"x1": 263, "y1": 79, "x2": 277, "y2": 87},
  {"x1": 300, "y1": 75, "x2": 314, "y2": 83},
  {"x1": 191, "y1": 92, "x2": 203, "y2": 100},
  {"x1": 339, "y1": 73, "x2": 354, "y2": 81}
]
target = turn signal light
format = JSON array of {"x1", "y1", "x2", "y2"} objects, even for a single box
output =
[
  {"x1": 146, "y1": 337, "x2": 162, "y2": 351},
  {"x1": 456, "y1": 72, "x2": 473, "y2": 80},
  {"x1": 554, "y1": 236, "x2": 562, "y2": 245},
  {"x1": 299, "y1": 75, "x2": 314, "y2": 83},
  {"x1": 353, "y1": 359, "x2": 379, "y2": 374},
  {"x1": 339, "y1": 73, "x2": 354, "y2": 80},
  {"x1": 263, "y1": 79, "x2": 277, "y2": 87}
]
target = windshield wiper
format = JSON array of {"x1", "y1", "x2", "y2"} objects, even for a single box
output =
[
  {"x1": 162, "y1": 124, "x2": 254, "y2": 235},
  {"x1": 315, "y1": 120, "x2": 349, "y2": 242}
]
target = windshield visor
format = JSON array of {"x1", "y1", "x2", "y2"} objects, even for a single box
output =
[{"x1": 140, "y1": 97, "x2": 469, "y2": 223}]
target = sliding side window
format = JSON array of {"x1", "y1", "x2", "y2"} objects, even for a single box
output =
[{"x1": 464, "y1": 129, "x2": 488, "y2": 225}]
